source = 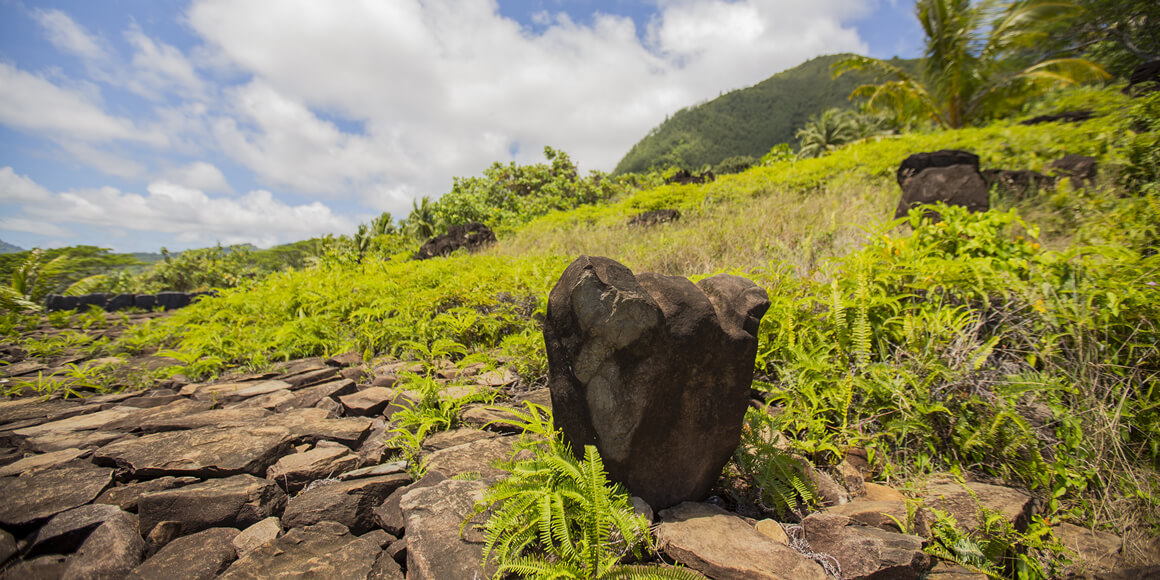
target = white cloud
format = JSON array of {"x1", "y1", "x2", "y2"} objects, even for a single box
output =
[
  {"x1": 0, "y1": 166, "x2": 56, "y2": 203},
  {"x1": 32, "y1": 8, "x2": 110, "y2": 63},
  {"x1": 56, "y1": 141, "x2": 148, "y2": 179},
  {"x1": 124, "y1": 24, "x2": 208, "y2": 101},
  {"x1": 0, "y1": 217, "x2": 72, "y2": 238},
  {"x1": 162, "y1": 161, "x2": 233, "y2": 193}
]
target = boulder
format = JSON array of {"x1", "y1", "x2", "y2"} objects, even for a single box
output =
[
  {"x1": 0, "y1": 463, "x2": 113, "y2": 527},
  {"x1": 93, "y1": 425, "x2": 295, "y2": 478},
  {"x1": 825, "y1": 499, "x2": 933, "y2": 537},
  {"x1": 628, "y1": 209, "x2": 681, "y2": 227},
  {"x1": 399, "y1": 478, "x2": 497, "y2": 580},
  {"x1": 896, "y1": 150, "x2": 980, "y2": 187},
  {"x1": 232, "y1": 517, "x2": 281, "y2": 560},
  {"x1": 137, "y1": 474, "x2": 286, "y2": 541},
  {"x1": 124, "y1": 527, "x2": 238, "y2": 580},
  {"x1": 28, "y1": 504, "x2": 146, "y2": 580},
  {"x1": 266, "y1": 445, "x2": 361, "y2": 493},
  {"x1": 155, "y1": 292, "x2": 191, "y2": 310},
  {"x1": 218, "y1": 521, "x2": 382, "y2": 580},
  {"x1": 1048, "y1": 154, "x2": 1098, "y2": 188},
  {"x1": 656, "y1": 502, "x2": 826, "y2": 580},
  {"x1": 802, "y1": 512, "x2": 932, "y2": 579},
  {"x1": 921, "y1": 481, "x2": 1037, "y2": 533},
  {"x1": 281, "y1": 474, "x2": 411, "y2": 534},
  {"x1": 413, "y1": 222, "x2": 497, "y2": 260},
  {"x1": 544, "y1": 256, "x2": 769, "y2": 509},
  {"x1": 894, "y1": 164, "x2": 990, "y2": 219},
  {"x1": 1053, "y1": 522, "x2": 1123, "y2": 574}
]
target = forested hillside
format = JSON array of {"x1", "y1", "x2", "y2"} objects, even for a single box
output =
[{"x1": 612, "y1": 54, "x2": 918, "y2": 175}]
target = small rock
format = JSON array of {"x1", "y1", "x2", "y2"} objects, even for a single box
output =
[
  {"x1": 218, "y1": 521, "x2": 381, "y2": 580},
  {"x1": 802, "y1": 512, "x2": 932, "y2": 580},
  {"x1": 138, "y1": 474, "x2": 287, "y2": 541},
  {"x1": 267, "y1": 445, "x2": 361, "y2": 493},
  {"x1": 631, "y1": 496, "x2": 654, "y2": 523},
  {"x1": 288, "y1": 416, "x2": 373, "y2": 446},
  {"x1": 656, "y1": 502, "x2": 826, "y2": 580},
  {"x1": 862, "y1": 482, "x2": 907, "y2": 502},
  {"x1": 327, "y1": 351, "x2": 363, "y2": 367},
  {"x1": 0, "y1": 529, "x2": 15, "y2": 565},
  {"x1": 754, "y1": 519, "x2": 789, "y2": 544},
  {"x1": 384, "y1": 537, "x2": 407, "y2": 567},
  {"x1": 338, "y1": 461, "x2": 407, "y2": 481},
  {"x1": 232, "y1": 517, "x2": 281, "y2": 560},
  {"x1": 400, "y1": 479, "x2": 497, "y2": 580},
  {"x1": 282, "y1": 473, "x2": 411, "y2": 534},
  {"x1": 802, "y1": 461, "x2": 849, "y2": 506},
  {"x1": 357, "y1": 417, "x2": 393, "y2": 465},
  {"x1": 279, "y1": 366, "x2": 340, "y2": 388},
  {"x1": 125, "y1": 527, "x2": 238, "y2": 580},
  {"x1": 279, "y1": 379, "x2": 358, "y2": 412},
  {"x1": 825, "y1": 499, "x2": 932, "y2": 537},
  {"x1": 0, "y1": 462, "x2": 113, "y2": 526},
  {"x1": 369, "y1": 551, "x2": 405, "y2": 580},
  {"x1": 837, "y1": 460, "x2": 865, "y2": 496}
]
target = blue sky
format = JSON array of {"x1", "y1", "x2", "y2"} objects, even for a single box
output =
[{"x1": 0, "y1": 0, "x2": 921, "y2": 252}]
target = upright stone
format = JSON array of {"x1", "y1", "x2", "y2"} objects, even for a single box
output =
[{"x1": 544, "y1": 256, "x2": 769, "y2": 509}]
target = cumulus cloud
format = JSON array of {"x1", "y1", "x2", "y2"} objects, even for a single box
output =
[
  {"x1": 124, "y1": 24, "x2": 208, "y2": 101},
  {"x1": 2, "y1": 168, "x2": 355, "y2": 249},
  {"x1": 162, "y1": 161, "x2": 233, "y2": 193}
]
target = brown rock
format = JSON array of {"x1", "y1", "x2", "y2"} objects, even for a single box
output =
[
  {"x1": 282, "y1": 474, "x2": 411, "y2": 534},
  {"x1": 0, "y1": 462, "x2": 113, "y2": 526},
  {"x1": 30, "y1": 504, "x2": 146, "y2": 580},
  {"x1": 124, "y1": 527, "x2": 238, "y2": 580},
  {"x1": 0, "y1": 529, "x2": 15, "y2": 565},
  {"x1": 266, "y1": 445, "x2": 361, "y2": 493},
  {"x1": 545, "y1": 256, "x2": 769, "y2": 509},
  {"x1": 825, "y1": 499, "x2": 932, "y2": 537},
  {"x1": 755, "y1": 519, "x2": 789, "y2": 544},
  {"x1": 423, "y1": 435, "x2": 517, "y2": 481},
  {"x1": 1054, "y1": 522, "x2": 1123, "y2": 574},
  {"x1": 93, "y1": 425, "x2": 295, "y2": 478},
  {"x1": 656, "y1": 502, "x2": 826, "y2": 580},
  {"x1": 138, "y1": 474, "x2": 287, "y2": 541},
  {"x1": 279, "y1": 378, "x2": 358, "y2": 411},
  {"x1": 338, "y1": 387, "x2": 413, "y2": 417},
  {"x1": 374, "y1": 471, "x2": 448, "y2": 536},
  {"x1": 895, "y1": 164, "x2": 990, "y2": 219},
  {"x1": 23, "y1": 430, "x2": 128, "y2": 453},
  {"x1": 187, "y1": 380, "x2": 294, "y2": 403},
  {"x1": 863, "y1": 482, "x2": 907, "y2": 502},
  {"x1": 232, "y1": 517, "x2": 281, "y2": 560},
  {"x1": 0, "y1": 447, "x2": 88, "y2": 477},
  {"x1": 921, "y1": 481, "x2": 1037, "y2": 533},
  {"x1": 420, "y1": 427, "x2": 497, "y2": 453},
  {"x1": 95, "y1": 476, "x2": 201, "y2": 512},
  {"x1": 218, "y1": 521, "x2": 381, "y2": 580},
  {"x1": 137, "y1": 407, "x2": 271, "y2": 432},
  {"x1": 801, "y1": 512, "x2": 932, "y2": 579},
  {"x1": 400, "y1": 478, "x2": 497, "y2": 580}
]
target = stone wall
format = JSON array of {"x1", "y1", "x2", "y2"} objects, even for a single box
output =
[{"x1": 44, "y1": 292, "x2": 215, "y2": 312}]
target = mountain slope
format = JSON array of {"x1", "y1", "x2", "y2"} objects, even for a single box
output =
[
  {"x1": 613, "y1": 53, "x2": 918, "y2": 175},
  {"x1": 0, "y1": 240, "x2": 24, "y2": 254}
]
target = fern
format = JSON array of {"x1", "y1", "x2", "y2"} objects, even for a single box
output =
[{"x1": 734, "y1": 407, "x2": 818, "y2": 519}]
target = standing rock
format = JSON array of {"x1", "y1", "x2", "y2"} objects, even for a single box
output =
[
  {"x1": 896, "y1": 150, "x2": 980, "y2": 186},
  {"x1": 656, "y1": 502, "x2": 826, "y2": 580},
  {"x1": 802, "y1": 512, "x2": 932, "y2": 579},
  {"x1": 137, "y1": 474, "x2": 286, "y2": 541},
  {"x1": 400, "y1": 478, "x2": 497, "y2": 580},
  {"x1": 218, "y1": 521, "x2": 382, "y2": 580},
  {"x1": 124, "y1": 527, "x2": 238, "y2": 580},
  {"x1": 895, "y1": 164, "x2": 990, "y2": 219},
  {"x1": 0, "y1": 463, "x2": 113, "y2": 527},
  {"x1": 544, "y1": 256, "x2": 769, "y2": 509},
  {"x1": 413, "y1": 222, "x2": 497, "y2": 260}
]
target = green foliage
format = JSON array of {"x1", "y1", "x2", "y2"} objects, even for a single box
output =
[
  {"x1": 734, "y1": 407, "x2": 818, "y2": 518},
  {"x1": 385, "y1": 368, "x2": 492, "y2": 479},
  {"x1": 713, "y1": 155, "x2": 758, "y2": 175},
  {"x1": 614, "y1": 54, "x2": 919, "y2": 175},
  {"x1": 1, "y1": 249, "x2": 110, "y2": 313},
  {"x1": 470, "y1": 403, "x2": 699, "y2": 580},
  {"x1": 835, "y1": 0, "x2": 1109, "y2": 129},
  {"x1": 132, "y1": 245, "x2": 259, "y2": 292}
]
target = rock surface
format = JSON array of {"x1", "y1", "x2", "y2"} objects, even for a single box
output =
[
  {"x1": 921, "y1": 481, "x2": 1037, "y2": 533},
  {"x1": 93, "y1": 425, "x2": 295, "y2": 478},
  {"x1": 0, "y1": 463, "x2": 113, "y2": 526},
  {"x1": 413, "y1": 222, "x2": 497, "y2": 260},
  {"x1": 281, "y1": 474, "x2": 411, "y2": 534},
  {"x1": 218, "y1": 521, "x2": 382, "y2": 580},
  {"x1": 124, "y1": 527, "x2": 238, "y2": 580},
  {"x1": 802, "y1": 512, "x2": 932, "y2": 580},
  {"x1": 545, "y1": 256, "x2": 769, "y2": 509},
  {"x1": 895, "y1": 164, "x2": 990, "y2": 219},
  {"x1": 137, "y1": 474, "x2": 286, "y2": 540},
  {"x1": 400, "y1": 478, "x2": 497, "y2": 580},
  {"x1": 656, "y1": 502, "x2": 826, "y2": 580},
  {"x1": 266, "y1": 445, "x2": 361, "y2": 493}
]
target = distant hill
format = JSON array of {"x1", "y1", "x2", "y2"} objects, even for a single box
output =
[
  {"x1": 0, "y1": 240, "x2": 24, "y2": 254},
  {"x1": 613, "y1": 54, "x2": 919, "y2": 175}
]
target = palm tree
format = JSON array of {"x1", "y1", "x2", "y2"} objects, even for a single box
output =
[
  {"x1": 401, "y1": 196, "x2": 440, "y2": 240},
  {"x1": 795, "y1": 108, "x2": 863, "y2": 158},
  {"x1": 0, "y1": 249, "x2": 106, "y2": 313},
  {"x1": 834, "y1": 0, "x2": 1108, "y2": 129}
]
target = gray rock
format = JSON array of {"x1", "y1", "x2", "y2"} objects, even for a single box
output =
[
  {"x1": 218, "y1": 521, "x2": 381, "y2": 580},
  {"x1": 545, "y1": 256, "x2": 769, "y2": 509},
  {"x1": 921, "y1": 481, "x2": 1037, "y2": 533},
  {"x1": 400, "y1": 479, "x2": 497, "y2": 580},
  {"x1": 423, "y1": 435, "x2": 516, "y2": 481},
  {"x1": 95, "y1": 476, "x2": 201, "y2": 512},
  {"x1": 266, "y1": 446, "x2": 361, "y2": 493},
  {"x1": 93, "y1": 425, "x2": 295, "y2": 478},
  {"x1": 656, "y1": 502, "x2": 826, "y2": 580},
  {"x1": 0, "y1": 462, "x2": 113, "y2": 526},
  {"x1": 374, "y1": 471, "x2": 448, "y2": 536},
  {"x1": 894, "y1": 164, "x2": 989, "y2": 219},
  {"x1": 232, "y1": 517, "x2": 281, "y2": 560},
  {"x1": 124, "y1": 527, "x2": 238, "y2": 580},
  {"x1": 138, "y1": 474, "x2": 286, "y2": 541},
  {"x1": 282, "y1": 473, "x2": 411, "y2": 534},
  {"x1": 0, "y1": 554, "x2": 70, "y2": 580},
  {"x1": 801, "y1": 512, "x2": 932, "y2": 580}
]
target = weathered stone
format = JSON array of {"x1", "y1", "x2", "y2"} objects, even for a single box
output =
[
  {"x1": 825, "y1": 499, "x2": 932, "y2": 537},
  {"x1": 282, "y1": 474, "x2": 411, "y2": 534},
  {"x1": 101, "y1": 399, "x2": 212, "y2": 431},
  {"x1": 0, "y1": 447, "x2": 88, "y2": 477},
  {"x1": 288, "y1": 416, "x2": 373, "y2": 446},
  {"x1": 338, "y1": 387, "x2": 413, "y2": 417},
  {"x1": 519, "y1": 387, "x2": 553, "y2": 410},
  {"x1": 413, "y1": 222, "x2": 497, "y2": 260},
  {"x1": 982, "y1": 168, "x2": 1053, "y2": 200},
  {"x1": 656, "y1": 502, "x2": 826, "y2": 580},
  {"x1": 374, "y1": 471, "x2": 448, "y2": 536},
  {"x1": 802, "y1": 512, "x2": 932, "y2": 580},
  {"x1": 266, "y1": 445, "x2": 361, "y2": 493},
  {"x1": 219, "y1": 521, "x2": 381, "y2": 579},
  {"x1": 279, "y1": 366, "x2": 341, "y2": 388},
  {"x1": 95, "y1": 476, "x2": 201, "y2": 512},
  {"x1": 327, "y1": 351, "x2": 363, "y2": 367},
  {"x1": 0, "y1": 529, "x2": 15, "y2": 565},
  {"x1": 803, "y1": 462, "x2": 849, "y2": 507},
  {"x1": 368, "y1": 550, "x2": 405, "y2": 580},
  {"x1": 924, "y1": 561, "x2": 990, "y2": 580},
  {"x1": 360, "y1": 529, "x2": 397, "y2": 548},
  {"x1": 226, "y1": 389, "x2": 297, "y2": 411},
  {"x1": 459, "y1": 405, "x2": 525, "y2": 432},
  {"x1": 23, "y1": 430, "x2": 128, "y2": 453},
  {"x1": 545, "y1": 256, "x2": 769, "y2": 509},
  {"x1": 400, "y1": 479, "x2": 497, "y2": 580},
  {"x1": 125, "y1": 527, "x2": 238, "y2": 580},
  {"x1": 837, "y1": 460, "x2": 865, "y2": 496},
  {"x1": 628, "y1": 208, "x2": 682, "y2": 227},
  {"x1": 137, "y1": 407, "x2": 272, "y2": 432},
  {"x1": 755, "y1": 519, "x2": 789, "y2": 544},
  {"x1": 0, "y1": 555, "x2": 69, "y2": 579},
  {"x1": 1054, "y1": 522, "x2": 1123, "y2": 574},
  {"x1": 384, "y1": 538, "x2": 407, "y2": 568},
  {"x1": 631, "y1": 496, "x2": 654, "y2": 523},
  {"x1": 922, "y1": 481, "x2": 1037, "y2": 533},
  {"x1": 420, "y1": 427, "x2": 497, "y2": 454},
  {"x1": 474, "y1": 367, "x2": 519, "y2": 387},
  {"x1": 138, "y1": 474, "x2": 287, "y2": 540},
  {"x1": 423, "y1": 435, "x2": 516, "y2": 481},
  {"x1": 93, "y1": 425, "x2": 295, "y2": 478},
  {"x1": 256, "y1": 407, "x2": 331, "y2": 430},
  {"x1": 232, "y1": 517, "x2": 281, "y2": 560},
  {"x1": 862, "y1": 482, "x2": 907, "y2": 502},
  {"x1": 0, "y1": 463, "x2": 113, "y2": 526},
  {"x1": 30, "y1": 504, "x2": 146, "y2": 580},
  {"x1": 895, "y1": 164, "x2": 990, "y2": 219},
  {"x1": 896, "y1": 149, "x2": 980, "y2": 186},
  {"x1": 358, "y1": 417, "x2": 392, "y2": 465},
  {"x1": 339, "y1": 460, "x2": 407, "y2": 481},
  {"x1": 279, "y1": 378, "x2": 357, "y2": 411}
]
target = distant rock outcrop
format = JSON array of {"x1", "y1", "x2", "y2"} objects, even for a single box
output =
[
  {"x1": 666, "y1": 169, "x2": 715, "y2": 185},
  {"x1": 895, "y1": 149, "x2": 980, "y2": 188},
  {"x1": 544, "y1": 255, "x2": 769, "y2": 509},
  {"x1": 413, "y1": 223, "x2": 496, "y2": 260},
  {"x1": 1019, "y1": 109, "x2": 1095, "y2": 125},
  {"x1": 627, "y1": 209, "x2": 681, "y2": 227},
  {"x1": 895, "y1": 164, "x2": 990, "y2": 220}
]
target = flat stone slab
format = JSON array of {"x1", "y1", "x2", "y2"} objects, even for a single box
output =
[
  {"x1": 125, "y1": 527, "x2": 239, "y2": 580},
  {"x1": 137, "y1": 408, "x2": 272, "y2": 433},
  {"x1": 922, "y1": 481, "x2": 1037, "y2": 533},
  {"x1": 186, "y1": 380, "x2": 294, "y2": 403},
  {"x1": 0, "y1": 462, "x2": 113, "y2": 526},
  {"x1": 656, "y1": 502, "x2": 826, "y2": 580},
  {"x1": 29, "y1": 503, "x2": 145, "y2": 580},
  {"x1": 0, "y1": 447, "x2": 88, "y2": 477},
  {"x1": 101, "y1": 399, "x2": 213, "y2": 431},
  {"x1": 267, "y1": 445, "x2": 361, "y2": 493},
  {"x1": 338, "y1": 387, "x2": 405, "y2": 416},
  {"x1": 232, "y1": 517, "x2": 281, "y2": 560},
  {"x1": 94, "y1": 425, "x2": 295, "y2": 478},
  {"x1": 218, "y1": 521, "x2": 381, "y2": 580},
  {"x1": 12, "y1": 407, "x2": 139, "y2": 437},
  {"x1": 400, "y1": 479, "x2": 497, "y2": 580},
  {"x1": 420, "y1": 427, "x2": 496, "y2": 454},
  {"x1": 282, "y1": 473, "x2": 411, "y2": 534},
  {"x1": 138, "y1": 474, "x2": 286, "y2": 540},
  {"x1": 288, "y1": 417, "x2": 373, "y2": 446},
  {"x1": 277, "y1": 379, "x2": 358, "y2": 412},
  {"x1": 802, "y1": 512, "x2": 932, "y2": 580},
  {"x1": 423, "y1": 435, "x2": 517, "y2": 481}
]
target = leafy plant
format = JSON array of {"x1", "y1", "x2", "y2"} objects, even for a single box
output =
[{"x1": 734, "y1": 407, "x2": 819, "y2": 519}]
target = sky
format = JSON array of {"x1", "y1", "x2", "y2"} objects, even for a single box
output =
[{"x1": 0, "y1": 0, "x2": 922, "y2": 253}]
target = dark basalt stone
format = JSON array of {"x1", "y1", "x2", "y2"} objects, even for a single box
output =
[
  {"x1": 413, "y1": 223, "x2": 497, "y2": 260},
  {"x1": 895, "y1": 149, "x2": 980, "y2": 187},
  {"x1": 628, "y1": 209, "x2": 681, "y2": 227}
]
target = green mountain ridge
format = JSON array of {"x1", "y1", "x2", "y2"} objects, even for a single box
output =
[
  {"x1": 613, "y1": 53, "x2": 919, "y2": 175},
  {"x1": 0, "y1": 240, "x2": 24, "y2": 254}
]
